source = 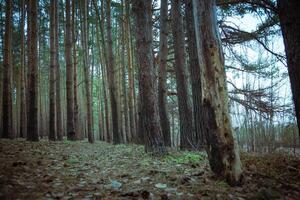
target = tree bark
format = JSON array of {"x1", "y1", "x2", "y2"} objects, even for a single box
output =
[
  {"x1": 132, "y1": 0, "x2": 166, "y2": 155},
  {"x1": 277, "y1": 0, "x2": 300, "y2": 137},
  {"x1": 20, "y1": 0, "x2": 27, "y2": 138},
  {"x1": 171, "y1": 0, "x2": 194, "y2": 150},
  {"x1": 49, "y1": 0, "x2": 57, "y2": 141},
  {"x1": 158, "y1": 0, "x2": 171, "y2": 147},
  {"x1": 100, "y1": 0, "x2": 111, "y2": 142},
  {"x1": 106, "y1": 0, "x2": 121, "y2": 144},
  {"x1": 27, "y1": 0, "x2": 39, "y2": 141},
  {"x1": 125, "y1": 0, "x2": 137, "y2": 143},
  {"x1": 55, "y1": 0, "x2": 63, "y2": 141},
  {"x1": 185, "y1": 0, "x2": 204, "y2": 148},
  {"x1": 121, "y1": 0, "x2": 130, "y2": 142},
  {"x1": 65, "y1": 0, "x2": 76, "y2": 140},
  {"x1": 193, "y1": 0, "x2": 243, "y2": 185},
  {"x1": 72, "y1": 0, "x2": 80, "y2": 140},
  {"x1": 2, "y1": 0, "x2": 13, "y2": 139},
  {"x1": 81, "y1": 0, "x2": 94, "y2": 143}
]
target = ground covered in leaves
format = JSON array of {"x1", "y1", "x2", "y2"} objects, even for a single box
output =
[{"x1": 0, "y1": 139, "x2": 299, "y2": 200}]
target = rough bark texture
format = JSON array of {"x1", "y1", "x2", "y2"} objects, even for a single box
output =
[
  {"x1": 65, "y1": 0, "x2": 76, "y2": 141},
  {"x1": 132, "y1": 0, "x2": 166, "y2": 155},
  {"x1": 55, "y1": 0, "x2": 63, "y2": 141},
  {"x1": 185, "y1": 0, "x2": 204, "y2": 148},
  {"x1": 158, "y1": 0, "x2": 171, "y2": 147},
  {"x1": 2, "y1": 0, "x2": 13, "y2": 139},
  {"x1": 106, "y1": 0, "x2": 121, "y2": 144},
  {"x1": 49, "y1": 0, "x2": 57, "y2": 141},
  {"x1": 27, "y1": 0, "x2": 39, "y2": 141},
  {"x1": 20, "y1": 0, "x2": 27, "y2": 139},
  {"x1": 82, "y1": 0, "x2": 94, "y2": 143},
  {"x1": 193, "y1": 0, "x2": 243, "y2": 185},
  {"x1": 278, "y1": 0, "x2": 300, "y2": 137},
  {"x1": 171, "y1": 0, "x2": 194, "y2": 150}
]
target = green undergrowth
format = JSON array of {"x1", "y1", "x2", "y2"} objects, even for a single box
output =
[{"x1": 164, "y1": 151, "x2": 206, "y2": 165}]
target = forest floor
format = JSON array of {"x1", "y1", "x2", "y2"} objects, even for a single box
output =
[{"x1": 0, "y1": 139, "x2": 300, "y2": 200}]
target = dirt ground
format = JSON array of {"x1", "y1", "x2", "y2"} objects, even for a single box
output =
[{"x1": 0, "y1": 139, "x2": 299, "y2": 200}]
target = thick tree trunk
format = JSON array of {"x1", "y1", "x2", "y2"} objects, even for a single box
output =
[
  {"x1": 158, "y1": 0, "x2": 171, "y2": 147},
  {"x1": 2, "y1": 0, "x2": 13, "y2": 139},
  {"x1": 185, "y1": 0, "x2": 204, "y2": 148},
  {"x1": 171, "y1": 0, "x2": 194, "y2": 150},
  {"x1": 20, "y1": 0, "x2": 27, "y2": 138},
  {"x1": 65, "y1": 0, "x2": 76, "y2": 140},
  {"x1": 49, "y1": 0, "x2": 57, "y2": 141},
  {"x1": 277, "y1": 0, "x2": 300, "y2": 137},
  {"x1": 193, "y1": 0, "x2": 243, "y2": 185},
  {"x1": 81, "y1": 0, "x2": 94, "y2": 143},
  {"x1": 106, "y1": 0, "x2": 121, "y2": 144},
  {"x1": 132, "y1": 0, "x2": 166, "y2": 155},
  {"x1": 27, "y1": 0, "x2": 39, "y2": 141},
  {"x1": 55, "y1": 0, "x2": 63, "y2": 141}
]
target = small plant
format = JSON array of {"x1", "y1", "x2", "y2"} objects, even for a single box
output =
[
  {"x1": 165, "y1": 152, "x2": 204, "y2": 164},
  {"x1": 216, "y1": 180, "x2": 229, "y2": 188},
  {"x1": 66, "y1": 156, "x2": 79, "y2": 164}
]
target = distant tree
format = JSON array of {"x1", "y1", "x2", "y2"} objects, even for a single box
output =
[
  {"x1": 193, "y1": 0, "x2": 243, "y2": 185},
  {"x1": 278, "y1": 0, "x2": 300, "y2": 137},
  {"x1": 2, "y1": 0, "x2": 13, "y2": 139},
  {"x1": 27, "y1": 0, "x2": 39, "y2": 141},
  {"x1": 132, "y1": 0, "x2": 166, "y2": 155}
]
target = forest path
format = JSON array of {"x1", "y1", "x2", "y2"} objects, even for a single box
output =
[{"x1": 0, "y1": 139, "x2": 299, "y2": 200}]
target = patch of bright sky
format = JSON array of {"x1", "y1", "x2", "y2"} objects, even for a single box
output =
[{"x1": 223, "y1": 13, "x2": 293, "y2": 125}]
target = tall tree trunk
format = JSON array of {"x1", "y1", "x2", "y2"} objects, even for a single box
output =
[
  {"x1": 73, "y1": 0, "x2": 80, "y2": 140},
  {"x1": 99, "y1": 0, "x2": 111, "y2": 142},
  {"x1": 65, "y1": 0, "x2": 76, "y2": 140},
  {"x1": 277, "y1": 0, "x2": 300, "y2": 137},
  {"x1": 171, "y1": 0, "x2": 194, "y2": 150},
  {"x1": 185, "y1": 0, "x2": 204, "y2": 148},
  {"x1": 121, "y1": 0, "x2": 130, "y2": 142},
  {"x1": 132, "y1": 0, "x2": 166, "y2": 155},
  {"x1": 20, "y1": 0, "x2": 27, "y2": 138},
  {"x1": 2, "y1": 0, "x2": 13, "y2": 139},
  {"x1": 106, "y1": 0, "x2": 121, "y2": 144},
  {"x1": 193, "y1": 0, "x2": 243, "y2": 185},
  {"x1": 56, "y1": 0, "x2": 63, "y2": 141},
  {"x1": 49, "y1": 0, "x2": 57, "y2": 141},
  {"x1": 27, "y1": 0, "x2": 39, "y2": 141},
  {"x1": 81, "y1": 0, "x2": 94, "y2": 143},
  {"x1": 125, "y1": 0, "x2": 137, "y2": 143},
  {"x1": 93, "y1": 0, "x2": 109, "y2": 141},
  {"x1": 158, "y1": 0, "x2": 171, "y2": 146}
]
